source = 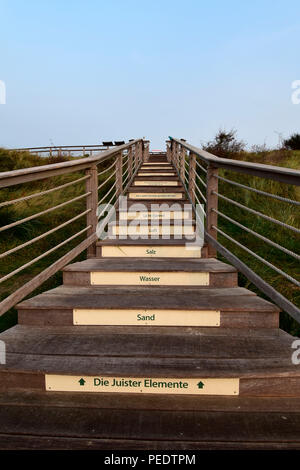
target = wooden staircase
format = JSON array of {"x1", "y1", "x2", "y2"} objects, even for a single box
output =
[{"x1": 0, "y1": 152, "x2": 300, "y2": 449}]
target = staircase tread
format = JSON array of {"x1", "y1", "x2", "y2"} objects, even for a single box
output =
[
  {"x1": 17, "y1": 286, "x2": 279, "y2": 312},
  {"x1": 128, "y1": 186, "x2": 184, "y2": 192},
  {"x1": 0, "y1": 325, "x2": 293, "y2": 360},
  {"x1": 1, "y1": 402, "x2": 300, "y2": 448},
  {"x1": 2, "y1": 389, "x2": 300, "y2": 412},
  {"x1": 1, "y1": 350, "x2": 299, "y2": 377},
  {"x1": 97, "y1": 238, "x2": 200, "y2": 245},
  {"x1": 63, "y1": 258, "x2": 237, "y2": 272}
]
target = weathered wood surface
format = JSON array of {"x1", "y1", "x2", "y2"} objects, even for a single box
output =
[
  {"x1": 0, "y1": 151, "x2": 298, "y2": 449},
  {"x1": 63, "y1": 258, "x2": 237, "y2": 273},
  {"x1": 0, "y1": 400, "x2": 300, "y2": 449},
  {"x1": 1, "y1": 326, "x2": 290, "y2": 358},
  {"x1": 17, "y1": 286, "x2": 277, "y2": 311}
]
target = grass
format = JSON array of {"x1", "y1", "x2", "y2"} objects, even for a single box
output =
[
  {"x1": 196, "y1": 148, "x2": 300, "y2": 335},
  {"x1": 0, "y1": 147, "x2": 299, "y2": 335},
  {"x1": 0, "y1": 149, "x2": 116, "y2": 332}
]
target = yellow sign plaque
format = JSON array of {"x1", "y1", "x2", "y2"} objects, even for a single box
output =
[
  {"x1": 73, "y1": 308, "x2": 220, "y2": 326},
  {"x1": 112, "y1": 225, "x2": 195, "y2": 236},
  {"x1": 129, "y1": 193, "x2": 183, "y2": 199},
  {"x1": 138, "y1": 173, "x2": 176, "y2": 176},
  {"x1": 101, "y1": 245, "x2": 201, "y2": 258},
  {"x1": 134, "y1": 181, "x2": 179, "y2": 186},
  {"x1": 45, "y1": 375, "x2": 239, "y2": 395},
  {"x1": 119, "y1": 211, "x2": 191, "y2": 220},
  {"x1": 141, "y1": 166, "x2": 172, "y2": 170},
  {"x1": 90, "y1": 271, "x2": 209, "y2": 286}
]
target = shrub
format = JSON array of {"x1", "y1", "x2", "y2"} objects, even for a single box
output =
[
  {"x1": 283, "y1": 133, "x2": 300, "y2": 150},
  {"x1": 202, "y1": 129, "x2": 245, "y2": 158}
]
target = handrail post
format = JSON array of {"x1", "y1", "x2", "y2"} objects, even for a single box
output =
[
  {"x1": 128, "y1": 146, "x2": 133, "y2": 179},
  {"x1": 86, "y1": 164, "x2": 98, "y2": 258},
  {"x1": 134, "y1": 144, "x2": 138, "y2": 170},
  {"x1": 188, "y1": 152, "x2": 196, "y2": 204},
  {"x1": 180, "y1": 145, "x2": 185, "y2": 182},
  {"x1": 116, "y1": 151, "x2": 123, "y2": 198},
  {"x1": 166, "y1": 141, "x2": 171, "y2": 162},
  {"x1": 143, "y1": 140, "x2": 149, "y2": 161},
  {"x1": 206, "y1": 164, "x2": 218, "y2": 257},
  {"x1": 171, "y1": 141, "x2": 176, "y2": 165}
]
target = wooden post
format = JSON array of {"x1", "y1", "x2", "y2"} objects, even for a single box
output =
[
  {"x1": 143, "y1": 141, "x2": 149, "y2": 162},
  {"x1": 86, "y1": 164, "x2": 98, "y2": 258},
  {"x1": 180, "y1": 146, "x2": 185, "y2": 182},
  {"x1": 128, "y1": 146, "x2": 133, "y2": 179},
  {"x1": 206, "y1": 164, "x2": 218, "y2": 257},
  {"x1": 166, "y1": 142, "x2": 171, "y2": 162},
  {"x1": 188, "y1": 152, "x2": 196, "y2": 204},
  {"x1": 115, "y1": 151, "x2": 123, "y2": 198},
  {"x1": 171, "y1": 142, "x2": 176, "y2": 165}
]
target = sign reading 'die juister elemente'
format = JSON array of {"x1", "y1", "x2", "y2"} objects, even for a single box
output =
[{"x1": 45, "y1": 375, "x2": 239, "y2": 395}]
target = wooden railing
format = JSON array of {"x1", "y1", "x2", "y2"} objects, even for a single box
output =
[
  {"x1": 168, "y1": 137, "x2": 300, "y2": 322},
  {"x1": 10, "y1": 144, "x2": 115, "y2": 158},
  {"x1": 0, "y1": 139, "x2": 149, "y2": 316}
]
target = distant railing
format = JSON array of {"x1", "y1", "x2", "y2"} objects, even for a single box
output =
[
  {"x1": 167, "y1": 137, "x2": 300, "y2": 322},
  {"x1": 0, "y1": 139, "x2": 149, "y2": 316},
  {"x1": 10, "y1": 143, "x2": 124, "y2": 158}
]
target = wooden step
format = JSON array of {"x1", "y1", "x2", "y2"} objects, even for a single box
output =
[
  {"x1": 17, "y1": 285, "x2": 279, "y2": 328},
  {"x1": 0, "y1": 324, "x2": 298, "y2": 397},
  {"x1": 97, "y1": 244, "x2": 203, "y2": 258},
  {"x1": 62, "y1": 258, "x2": 238, "y2": 287},
  {"x1": 1, "y1": 390, "x2": 300, "y2": 449},
  {"x1": 134, "y1": 180, "x2": 180, "y2": 186},
  {"x1": 96, "y1": 238, "x2": 207, "y2": 258},
  {"x1": 111, "y1": 224, "x2": 195, "y2": 236},
  {"x1": 117, "y1": 210, "x2": 193, "y2": 220},
  {"x1": 129, "y1": 193, "x2": 184, "y2": 200}
]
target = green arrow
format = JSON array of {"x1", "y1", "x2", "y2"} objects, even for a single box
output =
[
  {"x1": 79, "y1": 378, "x2": 86, "y2": 386},
  {"x1": 197, "y1": 381, "x2": 205, "y2": 389}
]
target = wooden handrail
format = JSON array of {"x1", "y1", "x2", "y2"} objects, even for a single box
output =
[
  {"x1": 169, "y1": 137, "x2": 300, "y2": 186},
  {"x1": 168, "y1": 137, "x2": 300, "y2": 322},
  {"x1": 0, "y1": 138, "x2": 147, "y2": 317},
  {"x1": 0, "y1": 139, "x2": 143, "y2": 188}
]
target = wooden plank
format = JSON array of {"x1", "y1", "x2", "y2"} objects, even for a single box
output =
[
  {"x1": 0, "y1": 406, "x2": 300, "y2": 444},
  {"x1": 0, "y1": 327, "x2": 291, "y2": 358},
  {"x1": 129, "y1": 192, "x2": 183, "y2": 199},
  {"x1": 1, "y1": 389, "x2": 300, "y2": 412},
  {"x1": 1, "y1": 353, "x2": 299, "y2": 379},
  {"x1": 62, "y1": 258, "x2": 237, "y2": 273}
]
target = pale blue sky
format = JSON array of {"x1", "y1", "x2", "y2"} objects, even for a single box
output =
[{"x1": 0, "y1": 0, "x2": 300, "y2": 149}]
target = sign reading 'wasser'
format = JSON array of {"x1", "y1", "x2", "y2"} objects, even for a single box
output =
[{"x1": 45, "y1": 375, "x2": 239, "y2": 395}]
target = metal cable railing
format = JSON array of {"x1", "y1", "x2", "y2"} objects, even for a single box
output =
[
  {"x1": 168, "y1": 136, "x2": 300, "y2": 322},
  {"x1": 0, "y1": 138, "x2": 145, "y2": 317}
]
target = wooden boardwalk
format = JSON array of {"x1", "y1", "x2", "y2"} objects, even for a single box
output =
[{"x1": 0, "y1": 151, "x2": 299, "y2": 449}]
